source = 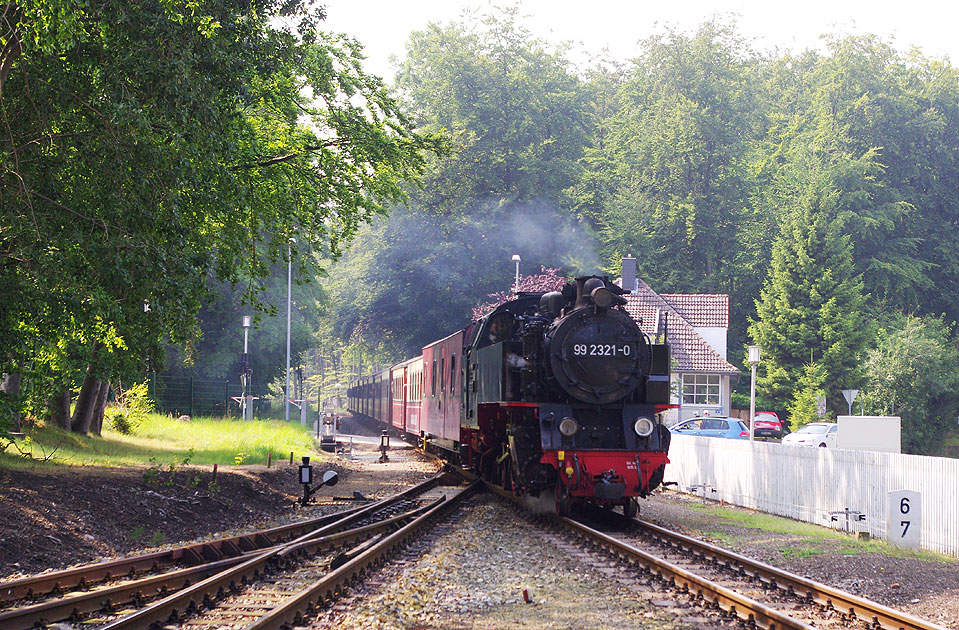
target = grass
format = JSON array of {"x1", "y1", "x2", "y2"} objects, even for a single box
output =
[
  {"x1": 688, "y1": 503, "x2": 849, "y2": 539},
  {"x1": 780, "y1": 547, "x2": 822, "y2": 560},
  {"x1": 0, "y1": 412, "x2": 323, "y2": 470},
  {"x1": 687, "y1": 501, "x2": 958, "y2": 564}
]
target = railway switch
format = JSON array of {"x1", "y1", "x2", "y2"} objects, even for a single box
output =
[{"x1": 298, "y1": 456, "x2": 339, "y2": 506}]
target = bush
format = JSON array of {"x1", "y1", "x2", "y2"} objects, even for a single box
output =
[
  {"x1": 108, "y1": 410, "x2": 133, "y2": 434},
  {"x1": 107, "y1": 382, "x2": 154, "y2": 435}
]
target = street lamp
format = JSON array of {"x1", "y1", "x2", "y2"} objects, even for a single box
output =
[
  {"x1": 747, "y1": 345, "x2": 761, "y2": 443},
  {"x1": 241, "y1": 315, "x2": 252, "y2": 420},
  {"x1": 511, "y1": 254, "x2": 521, "y2": 292},
  {"x1": 286, "y1": 237, "x2": 296, "y2": 423}
]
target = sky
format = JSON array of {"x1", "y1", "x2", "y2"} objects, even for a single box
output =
[{"x1": 319, "y1": 0, "x2": 957, "y2": 80}]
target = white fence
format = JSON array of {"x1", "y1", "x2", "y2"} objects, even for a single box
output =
[{"x1": 663, "y1": 435, "x2": 959, "y2": 557}]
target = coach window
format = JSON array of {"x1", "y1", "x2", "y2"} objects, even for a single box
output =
[
  {"x1": 450, "y1": 354, "x2": 456, "y2": 393},
  {"x1": 431, "y1": 360, "x2": 437, "y2": 396},
  {"x1": 681, "y1": 374, "x2": 720, "y2": 405}
]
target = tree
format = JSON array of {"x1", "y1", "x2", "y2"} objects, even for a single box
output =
[
  {"x1": 162, "y1": 264, "x2": 324, "y2": 387},
  {"x1": 863, "y1": 314, "x2": 959, "y2": 454},
  {"x1": 395, "y1": 5, "x2": 591, "y2": 212},
  {"x1": 755, "y1": 37, "x2": 959, "y2": 321},
  {"x1": 321, "y1": 6, "x2": 597, "y2": 362},
  {"x1": 786, "y1": 362, "x2": 828, "y2": 429},
  {"x1": 749, "y1": 176, "x2": 873, "y2": 415},
  {"x1": 590, "y1": 20, "x2": 761, "y2": 294},
  {"x1": 1, "y1": 0, "x2": 441, "y2": 433}
]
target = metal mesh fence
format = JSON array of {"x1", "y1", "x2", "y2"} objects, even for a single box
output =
[{"x1": 147, "y1": 374, "x2": 273, "y2": 418}]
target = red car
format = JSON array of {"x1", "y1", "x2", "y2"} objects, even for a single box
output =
[{"x1": 752, "y1": 411, "x2": 783, "y2": 438}]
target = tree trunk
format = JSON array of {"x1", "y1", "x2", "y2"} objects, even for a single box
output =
[
  {"x1": 1, "y1": 371, "x2": 23, "y2": 432},
  {"x1": 48, "y1": 390, "x2": 72, "y2": 429},
  {"x1": 71, "y1": 342, "x2": 104, "y2": 434},
  {"x1": 72, "y1": 368, "x2": 99, "y2": 434},
  {"x1": 91, "y1": 380, "x2": 110, "y2": 436}
]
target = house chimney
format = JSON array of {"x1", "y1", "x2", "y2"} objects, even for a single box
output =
[{"x1": 622, "y1": 255, "x2": 637, "y2": 293}]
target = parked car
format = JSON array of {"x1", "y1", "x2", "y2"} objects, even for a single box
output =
[
  {"x1": 752, "y1": 411, "x2": 783, "y2": 439},
  {"x1": 668, "y1": 416, "x2": 750, "y2": 440},
  {"x1": 781, "y1": 422, "x2": 837, "y2": 447}
]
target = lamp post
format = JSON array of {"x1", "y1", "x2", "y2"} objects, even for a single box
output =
[
  {"x1": 511, "y1": 254, "x2": 521, "y2": 292},
  {"x1": 748, "y1": 345, "x2": 761, "y2": 443},
  {"x1": 286, "y1": 237, "x2": 295, "y2": 423},
  {"x1": 241, "y1": 315, "x2": 252, "y2": 420}
]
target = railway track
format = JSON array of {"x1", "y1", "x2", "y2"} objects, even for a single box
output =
[
  {"x1": 612, "y1": 516, "x2": 947, "y2": 630},
  {"x1": 463, "y1": 467, "x2": 947, "y2": 630},
  {"x1": 0, "y1": 469, "x2": 471, "y2": 630}
]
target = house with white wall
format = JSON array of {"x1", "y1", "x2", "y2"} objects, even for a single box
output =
[{"x1": 618, "y1": 256, "x2": 740, "y2": 423}]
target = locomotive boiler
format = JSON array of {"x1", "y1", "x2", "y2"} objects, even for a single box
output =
[{"x1": 348, "y1": 274, "x2": 673, "y2": 516}]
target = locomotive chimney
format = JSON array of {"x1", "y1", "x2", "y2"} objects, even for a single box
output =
[{"x1": 622, "y1": 255, "x2": 637, "y2": 294}]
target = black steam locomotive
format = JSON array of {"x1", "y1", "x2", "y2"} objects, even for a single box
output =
[{"x1": 348, "y1": 275, "x2": 673, "y2": 515}]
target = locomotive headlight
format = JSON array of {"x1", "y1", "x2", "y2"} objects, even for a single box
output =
[
  {"x1": 633, "y1": 416, "x2": 655, "y2": 437},
  {"x1": 558, "y1": 416, "x2": 579, "y2": 437}
]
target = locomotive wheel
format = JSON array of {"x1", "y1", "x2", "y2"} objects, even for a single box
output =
[{"x1": 623, "y1": 497, "x2": 638, "y2": 521}]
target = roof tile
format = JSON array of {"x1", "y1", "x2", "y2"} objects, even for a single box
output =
[
  {"x1": 621, "y1": 279, "x2": 739, "y2": 374},
  {"x1": 660, "y1": 294, "x2": 729, "y2": 328}
]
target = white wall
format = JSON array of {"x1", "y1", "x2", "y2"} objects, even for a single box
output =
[
  {"x1": 663, "y1": 435, "x2": 959, "y2": 556},
  {"x1": 837, "y1": 415, "x2": 901, "y2": 453},
  {"x1": 694, "y1": 326, "x2": 727, "y2": 359}
]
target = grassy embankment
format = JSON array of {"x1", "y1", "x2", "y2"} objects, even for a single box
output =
[
  {"x1": 0, "y1": 413, "x2": 323, "y2": 470},
  {"x1": 687, "y1": 502, "x2": 956, "y2": 563}
]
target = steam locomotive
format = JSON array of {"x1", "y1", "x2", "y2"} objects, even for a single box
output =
[{"x1": 347, "y1": 275, "x2": 673, "y2": 515}]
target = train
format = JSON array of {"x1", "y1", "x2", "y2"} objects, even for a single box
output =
[{"x1": 347, "y1": 274, "x2": 674, "y2": 516}]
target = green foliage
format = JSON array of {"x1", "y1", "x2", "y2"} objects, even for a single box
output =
[
  {"x1": 749, "y1": 177, "x2": 873, "y2": 414},
  {"x1": 107, "y1": 382, "x2": 154, "y2": 435},
  {"x1": 862, "y1": 315, "x2": 959, "y2": 454},
  {"x1": 1, "y1": 0, "x2": 441, "y2": 430},
  {"x1": 396, "y1": 6, "x2": 590, "y2": 211},
  {"x1": 143, "y1": 447, "x2": 193, "y2": 486},
  {"x1": 787, "y1": 362, "x2": 829, "y2": 429},
  {"x1": 323, "y1": 7, "x2": 600, "y2": 360},
  {"x1": 146, "y1": 531, "x2": 167, "y2": 546},
  {"x1": 595, "y1": 19, "x2": 761, "y2": 286}
]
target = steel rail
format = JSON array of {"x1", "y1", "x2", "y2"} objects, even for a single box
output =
[
  {"x1": 0, "y1": 503, "x2": 367, "y2": 604},
  {"x1": 0, "y1": 469, "x2": 445, "y2": 605},
  {"x1": 634, "y1": 517, "x2": 949, "y2": 630},
  {"x1": 0, "y1": 500, "x2": 446, "y2": 630},
  {"x1": 0, "y1": 556, "x2": 242, "y2": 630},
  {"x1": 563, "y1": 517, "x2": 817, "y2": 630},
  {"x1": 451, "y1": 463, "x2": 948, "y2": 630},
  {"x1": 462, "y1": 471, "x2": 815, "y2": 630},
  {"x1": 98, "y1": 477, "x2": 451, "y2": 630},
  {"x1": 243, "y1": 479, "x2": 481, "y2": 630}
]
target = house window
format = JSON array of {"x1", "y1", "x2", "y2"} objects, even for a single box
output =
[{"x1": 682, "y1": 374, "x2": 720, "y2": 405}]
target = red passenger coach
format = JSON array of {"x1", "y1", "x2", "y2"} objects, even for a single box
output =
[
  {"x1": 422, "y1": 331, "x2": 464, "y2": 450},
  {"x1": 389, "y1": 357, "x2": 423, "y2": 435}
]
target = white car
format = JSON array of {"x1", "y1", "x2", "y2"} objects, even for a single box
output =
[{"x1": 781, "y1": 422, "x2": 837, "y2": 447}]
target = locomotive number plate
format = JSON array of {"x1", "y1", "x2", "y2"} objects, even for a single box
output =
[{"x1": 573, "y1": 343, "x2": 632, "y2": 357}]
